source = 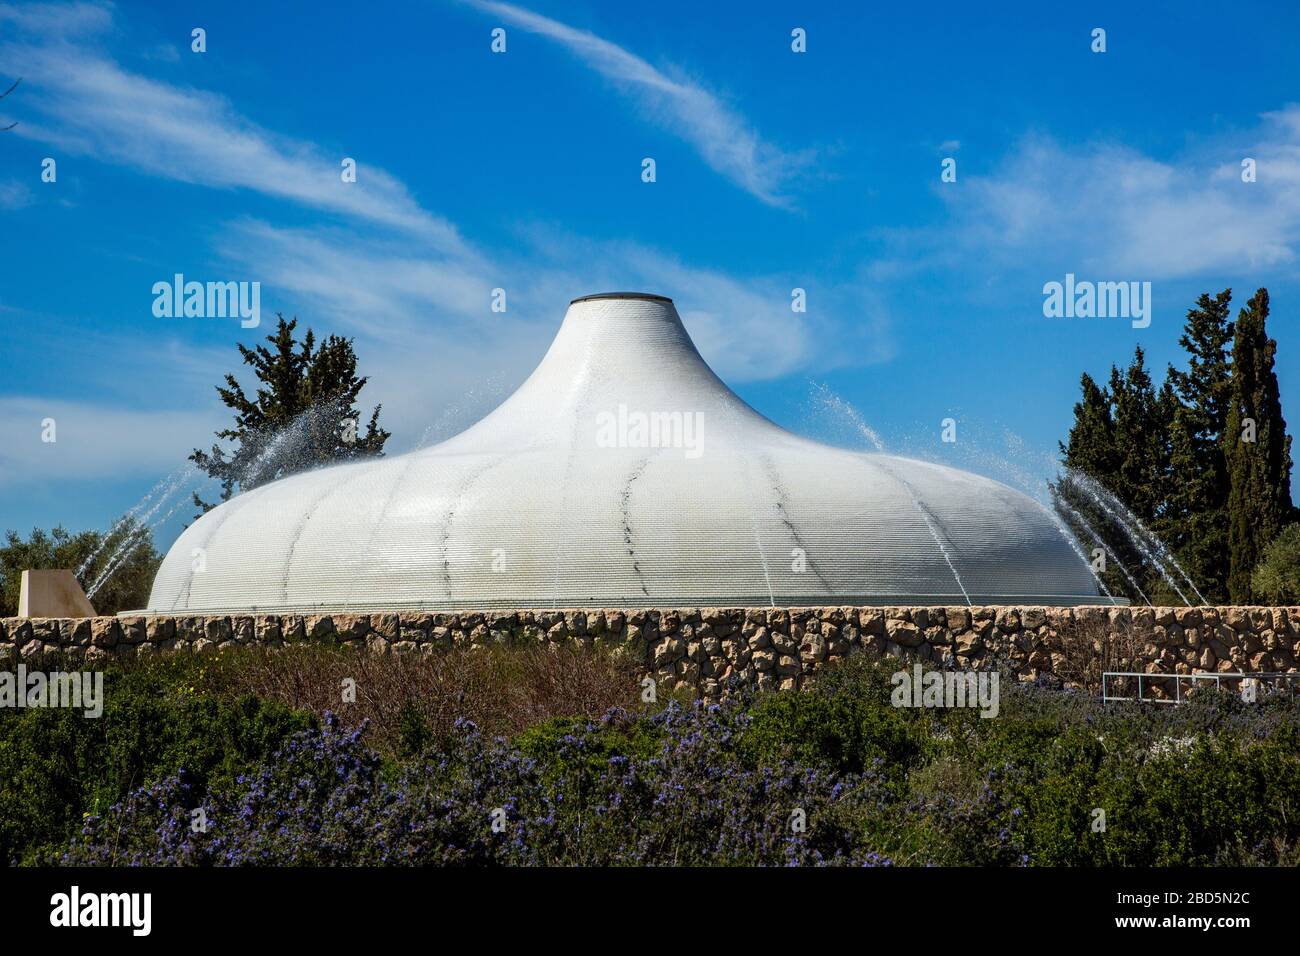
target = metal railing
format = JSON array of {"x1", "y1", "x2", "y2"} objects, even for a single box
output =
[{"x1": 1102, "y1": 670, "x2": 1300, "y2": 705}]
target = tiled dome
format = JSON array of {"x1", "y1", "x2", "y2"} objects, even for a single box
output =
[{"x1": 147, "y1": 294, "x2": 1103, "y2": 611}]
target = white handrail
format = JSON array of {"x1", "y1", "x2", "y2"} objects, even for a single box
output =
[{"x1": 1102, "y1": 671, "x2": 1300, "y2": 705}]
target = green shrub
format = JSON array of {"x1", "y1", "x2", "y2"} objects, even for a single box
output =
[
  {"x1": 515, "y1": 712, "x2": 663, "y2": 778},
  {"x1": 738, "y1": 656, "x2": 927, "y2": 782},
  {"x1": 7, "y1": 647, "x2": 1300, "y2": 866},
  {"x1": 0, "y1": 657, "x2": 312, "y2": 864},
  {"x1": 1253, "y1": 522, "x2": 1300, "y2": 603},
  {"x1": 981, "y1": 722, "x2": 1300, "y2": 865},
  {"x1": 1089, "y1": 735, "x2": 1300, "y2": 865},
  {"x1": 740, "y1": 690, "x2": 921, "y2": 778}
]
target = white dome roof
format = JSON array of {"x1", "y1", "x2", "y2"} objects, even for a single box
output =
[{"x1": 148, "y1": 293, "x2": 1102, "y2": 612}]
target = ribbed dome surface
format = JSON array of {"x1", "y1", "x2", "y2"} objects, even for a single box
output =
[{"x1": 147, "y1": 294, "x2": 1103, "y2": 612}]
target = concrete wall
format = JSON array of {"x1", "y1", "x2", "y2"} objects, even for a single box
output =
[{"x1": 6, "y1": 605, "x2": 1299, "y2": 698}]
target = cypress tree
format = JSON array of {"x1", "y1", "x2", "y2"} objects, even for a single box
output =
[
  {"x1": 1107, "y1": 346, "x2": 1168, "y2": 524},
  {"x1": 1059, "y1": 372, "x2": 1117, "y2": 479},
  {"x1": 1056, "y1": 356, "x2": 1170, "y2": 601},
  {"x1": 1164, "y1": 290, "x2": 1234, "y2": 601},
  {"x1": 1223, "y1": 289, "x2": 1294, "y2": 602}
]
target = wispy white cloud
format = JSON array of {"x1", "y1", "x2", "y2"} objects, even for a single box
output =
[
  {"x1": 4, "y1": 315, "x2": 234, "y2": 406},
  {"x1": 0, "y1": 178, "x2": 33, "y2": 208},
  {"x1": 926, "y1": 108, "x2": 1300, "y2": 280},
  {"x1": 466, "y1": 0, "x2": 811, "y2": 208},
  {"x1": 142, "y1": 42, "x2": 180, "y2": 64},
  {"x1": 213, "y1": 218, "x2": 900, "y2": 455},
  {"x1": 0, "y1": 7, "x2": 465, "y2": 247},
  {"x1": 220, "y1": 218, "x2": 893, "y2": 390},
  {"x1": 504, "y1": 226, "x2": 892, "y2": 379},
  {"x1": 0, "y1": 0, "x2": 110, "y2": 38},
  {"x1": 0, "y1": 396, "x2": 223, "y2": 487},
  {"x1": 1, "y1": 1, "x2": 865, "y2": 384},
  {"x1": 214, "y1": 220, "x2": 499, "y2": 343},
  {"x1": 0, "y1": 0, "x2": 889, "y2": 494}
]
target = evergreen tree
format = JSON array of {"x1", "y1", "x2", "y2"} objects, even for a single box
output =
[
  {"x1": 1054, "y1": 372, "x2": 1129, "y2": 598},
  {"x1": 1164, "y1": 290, "x2": 1234, "y2": 601},
  {"x1": 1058, "y1": 288, "x2": 1295, "y2": 606},
  {"x1": 1107, "y1": 346, "x2": 1169, "y2": 524},
  {"x1": 1059, "y1": 373, "x2": 1117, "y2": 479},
  {"x1": 1055, "y1": 351, "x2": 1172, "y2": 601},
  {"x1": 1223, "y1": 289, "x2": 1295, "y2": 602},
  {"x1": 190, "y1": 315, "x2": 390, "y2": 514}
]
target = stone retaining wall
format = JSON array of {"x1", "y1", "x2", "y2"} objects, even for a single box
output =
[{"x1": 3, "y1": 606, "x2": 1298, "y2": 697}]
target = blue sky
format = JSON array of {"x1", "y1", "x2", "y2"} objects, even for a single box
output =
[{"x1": 2, "y1": 0, "x2": 1299, "y2": 553}]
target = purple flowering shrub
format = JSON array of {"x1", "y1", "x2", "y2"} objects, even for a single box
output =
[
  {"x1": 477, "y1": 703, "x2": 896, "y2": 865},
  {"x1": 64, "y1": 701, "x2": 907, "y2": 866},
  {"x1": 50, "y1": 654, "x2": 1300, "y2": 866},
  {"x1": 62, "y1": 718, "x2": 391, "y2": 865}
]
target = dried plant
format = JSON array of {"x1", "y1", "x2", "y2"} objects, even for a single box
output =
[
  {"x1": 196, "y1": 643, "x2": 643, "y2": 755},
  {"x1": 1052, "y1": 614, "x2": 1149, "y2": 695}
]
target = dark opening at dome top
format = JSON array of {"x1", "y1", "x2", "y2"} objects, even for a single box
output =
[{"x1": 569, "y1": 292, "x2": 673, "y2": 304}]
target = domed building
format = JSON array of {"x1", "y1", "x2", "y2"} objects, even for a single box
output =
[{"x1": 147, "y1": 293, "x2": 1104, "y2": 612}]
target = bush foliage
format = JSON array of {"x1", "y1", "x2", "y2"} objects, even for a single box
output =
[
  {"x1": 1253, "y1": 522, "x2": 1300, "y2": 604},
  {"x1": 4, "y1": 648, "x2": 1299, "y2": 866},
  {"x1": 0, "y1": 521, "x2": 161, "y2": 617}
]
